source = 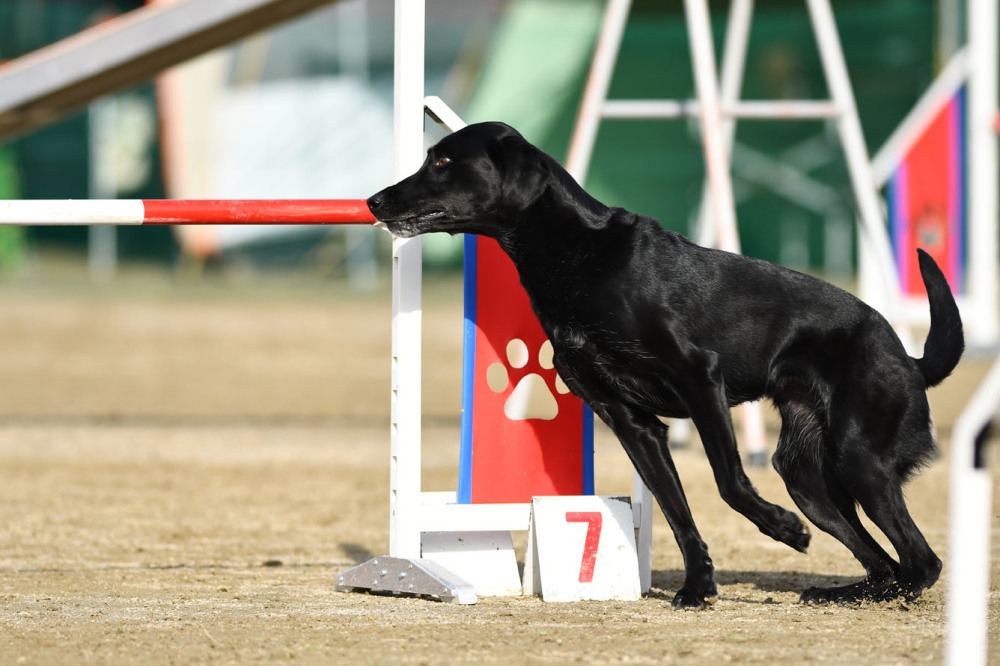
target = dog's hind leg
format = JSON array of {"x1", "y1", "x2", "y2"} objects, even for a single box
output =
[
  {"x1": 832, "y1": 449, "x2": 941, "y2": 602},
  {"x1": 817, "y1": 389, "x2": 941, "y2": 603},
  {"x1": 852, "y1": 490, "x2": 940, "y2": 601},
  {"x1": 771, "y1": 399, "x2": 902, "y2": 604}
]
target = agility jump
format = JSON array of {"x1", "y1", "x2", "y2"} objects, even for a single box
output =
[{"x1": 0, "y1": 0, "x2": 992, "y2": 659}]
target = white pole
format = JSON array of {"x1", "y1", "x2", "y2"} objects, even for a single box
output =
[
  {"x1": 966, "y1": 0, "x2": 999, "y2": 346},
  {"x1": 388, "y1": 0, "x2": 424, "y2": 560},
  {"x1": 946, "y1": 354, "x2": 999, "y2": 666},
  {"x1": 697, "y1": 0, "x2": 767, "y2": 464},
  {"x1": 565, "y1": 0, "x2": 632, "y2": 183},
  {"x1": 683, "y1": 0, "x2": 739, "y2": 254},
  {"x1": 806, "y1": 0, "x2": 905, "y2": 338},
  {"x1": 684, "y1": 0, "x2": 768, "y2": 461},
  {"x1": 694, "y1": 0, "x2": 753, "y2": 248}
]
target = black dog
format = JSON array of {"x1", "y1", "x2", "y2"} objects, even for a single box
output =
[{"x1": 368, "y1": 122, "x2": 963, "y2": 609}]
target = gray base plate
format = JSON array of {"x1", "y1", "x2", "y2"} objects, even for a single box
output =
[{"x1": 335, "y1": 556, "x2": 478, "y2": 605}]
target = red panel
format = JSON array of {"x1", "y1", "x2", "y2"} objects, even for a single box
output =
[
  {"x1": 141, "y1": 199, "x2": 376, "y2": 225},
  {"x1": 470, "y1": 237, "x2": 586, "y2": 503},
  {"x1": 896, "y1": 97, "x2": 963, "y2": 296}
]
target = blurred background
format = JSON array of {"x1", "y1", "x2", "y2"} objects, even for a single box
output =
[{"x1": 0, "y1": 0, "x2": 960, "y2": 286}]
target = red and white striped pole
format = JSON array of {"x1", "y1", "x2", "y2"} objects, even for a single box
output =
[{"x1": 0, "y1": 199, "x2": 376, "y2": 225}]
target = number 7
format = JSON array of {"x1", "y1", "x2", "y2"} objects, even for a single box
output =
[{"x1": 565, "y1": 511, "x2": 603, "y2": 583}]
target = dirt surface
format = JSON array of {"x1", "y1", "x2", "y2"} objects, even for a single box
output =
[{"x1": 0, "y1": 267, "x2": 997, "y2": 664}]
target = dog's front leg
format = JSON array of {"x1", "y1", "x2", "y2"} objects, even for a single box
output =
[
  {"x1": 553, "y1": 356, "x2": 716, "y2": 608},
  {"x1": 596, "y1": 401, "x2": 718, "y2": 609}
]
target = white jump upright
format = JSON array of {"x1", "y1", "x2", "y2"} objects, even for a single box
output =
[
  {"x1": 387, "y1": 0, "x2": 426, "y2": 565},
  {"x1": 965, "y1": 0, "x2": 999, "y2": 347},
  {"x1": 333, "y1": 0, "x2": 477, "y2": 605}
]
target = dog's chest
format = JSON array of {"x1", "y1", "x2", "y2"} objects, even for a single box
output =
[{"x1": 548, "y1": 324, "x2": 685, "y2": 416}]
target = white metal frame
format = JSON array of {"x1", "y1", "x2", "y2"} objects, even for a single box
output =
[
  {"x1": 568, "y1": 0, "x2": 904, "y2": 326},
  {"x1": 866, "y1": 7, "x2": 997, "y2": 349},
  {"x1": 862, "y1": 2, "x2": 998, "y2": 348}
]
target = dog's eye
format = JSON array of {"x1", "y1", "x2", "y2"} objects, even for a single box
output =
[{"x1": 435, "y1": 157, "x2": 451, "y2": 167}]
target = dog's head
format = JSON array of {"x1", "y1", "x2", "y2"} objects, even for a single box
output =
[{"x1": 367, "y1": 121, "x2": 549, "y2": 239}]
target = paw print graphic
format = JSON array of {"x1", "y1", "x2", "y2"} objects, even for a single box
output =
[{"x1": 485, "y1": 338, "x2": 571, "y2": 420}]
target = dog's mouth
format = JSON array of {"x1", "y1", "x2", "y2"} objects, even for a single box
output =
[{"x1": 377, "y1": 211, "x2": 451, "y2": 238}]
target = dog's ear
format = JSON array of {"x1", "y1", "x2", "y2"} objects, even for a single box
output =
[{"x1": 488, "y1": 133, "x2": 550, "y2": 213}]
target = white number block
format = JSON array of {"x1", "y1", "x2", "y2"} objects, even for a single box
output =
[{"x1": 523, "y1": 495, "x2": 641, "y2": 602}]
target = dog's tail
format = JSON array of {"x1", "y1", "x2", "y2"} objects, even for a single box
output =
[{"x1": 913, "y1": 249, "x2": 964, "y2": 388}]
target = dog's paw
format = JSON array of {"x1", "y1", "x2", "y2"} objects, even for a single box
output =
[
  {"x1": 767, "y1": 509, "x2": 811, "y2": 554},
  {"x1": 800, "y1": 587, "x2": 836, "y2": 606},
  {"x1": 799, "y1": 577, "x2": 912, "y2": 606},
  {"x1": 670, "y1": 586, "x2": 718, "y2": 610},
  {"x1": 799, "y1": 584, "x2": 848, "y2": 606}
]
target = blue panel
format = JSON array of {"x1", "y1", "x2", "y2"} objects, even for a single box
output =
[
  {"x1": 955, "y1": 86, "x2": 967, "y2": 287},
  {"x1": 457, "y1": 234, "x2": 477, "y2": 504},
  {"x1": 582, "y1": 407, "x2": 595, "y2": 495}
]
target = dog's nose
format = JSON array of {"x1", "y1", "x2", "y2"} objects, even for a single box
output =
[{"x1": 367, "y1": 192, "x2": 384, "y2": 212}]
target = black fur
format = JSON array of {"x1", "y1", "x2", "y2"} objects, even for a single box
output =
[{"x1": 368, "y1": 122, "x2": 964, "y2": 609}]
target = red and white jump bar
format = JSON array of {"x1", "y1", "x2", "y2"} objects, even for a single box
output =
[{"x1": 0, "y1": 199, "x2": 377, "y2": 225}]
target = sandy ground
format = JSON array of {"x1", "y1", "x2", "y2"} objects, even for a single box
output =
[{"x1": 0, "y1": 267, "x2": 996, "y2": 664}]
